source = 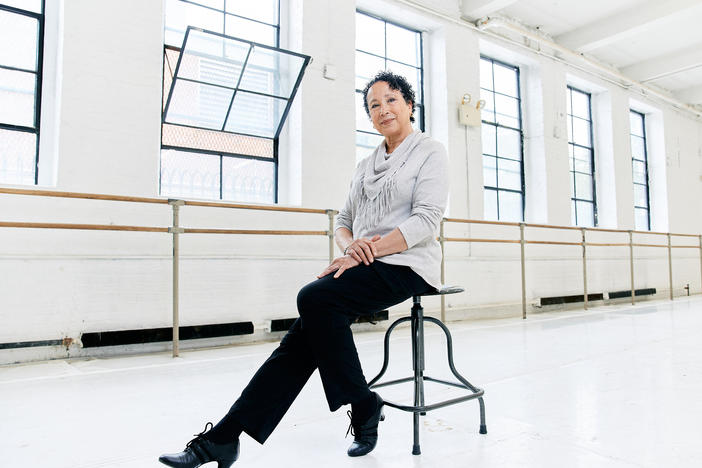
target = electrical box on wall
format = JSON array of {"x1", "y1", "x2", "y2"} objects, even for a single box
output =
[{"x1": 459, "y1": 94, "x2": 485, "y2": 127}]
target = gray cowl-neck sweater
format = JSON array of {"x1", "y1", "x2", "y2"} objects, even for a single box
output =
[{"x1": 335, "y1": 131, "x2": 449, "y2": 290}]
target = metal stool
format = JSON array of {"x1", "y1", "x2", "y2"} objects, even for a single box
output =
[{"x1": 368, "y1": 286, "x2": 487, "y2": 455}]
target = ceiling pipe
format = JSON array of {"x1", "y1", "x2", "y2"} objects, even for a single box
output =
[{"x1": 384, "y1": 0, "x2": 702, "y2": 119}]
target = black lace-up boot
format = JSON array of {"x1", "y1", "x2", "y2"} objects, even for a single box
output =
[
  {"x1": 346, "y1": 393, "x2": 385, "y2": 457},
  {"x1": 159, "y1": 422, "x2": 239, "y2": 468}
]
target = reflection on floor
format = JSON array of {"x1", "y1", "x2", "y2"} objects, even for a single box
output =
[{"x1": 2, "y1": 297, "x2": 701, "y2": 467}]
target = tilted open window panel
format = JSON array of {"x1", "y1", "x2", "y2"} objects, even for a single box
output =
[{"x1": 163, "y1": 27, "x2": 310, "y2": 140}]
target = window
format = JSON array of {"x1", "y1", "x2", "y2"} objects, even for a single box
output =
[
  {"x1": 630, "y1": 110, "x2": 650, "y2": 230},
  {"x1": 354, "y1": 11, "x2": 423, "y2": 162},
  {"x1": 567, "y1": 86, "x2": 596, "y2": 227},
  {"x1": 480, "y1": 56, "x2": 524, "y2": 222},
  {"x1": 0, "y1": 1, "x2": 44, "y2": 185},
  {"x1": 161, "y1": 0, "x2": 290, "y2": 204}
]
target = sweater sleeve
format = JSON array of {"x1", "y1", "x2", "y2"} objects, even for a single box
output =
[
  {"x1": 397, "y1": 144, "x2": 449, "y2": 249},
  {"x1": 335, "y1": 164, "x2": 362, "y2": 234}
]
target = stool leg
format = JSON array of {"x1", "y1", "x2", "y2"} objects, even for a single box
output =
[
  {"x1": 425, "y1": 316, "x2": 488, "y2": 435},
  {"x1": 411, "y1": 300, "x2": 425, "y2": 455},
  {"x1": 368, "y1": 316, "x2": 412, "y2": 387}
]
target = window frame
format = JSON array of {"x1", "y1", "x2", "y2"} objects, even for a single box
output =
[
  {"x1": 566, "y1": 85, "x2": 597, "y2": 227},
  {"x1": 480, "y1": 55, "x2": 525, "y2": 222},
  {"x1": 354, "y1": 10, "x2": 425, "y2": 161},
  {"x1": 630, "y1": 109, "x2": 651, "y2": 231},
  {"x1": 0, "y1": 1, "x2": 45, "y2": 185},
  {"x1": 160, "y1": 0, "x2": 284, "y2": 203}
]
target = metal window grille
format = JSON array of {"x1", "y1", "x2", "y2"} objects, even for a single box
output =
[
  {"x1": 0, "y1": 1, "x2": 44, "y2": 186},
  {"x1": 567, "y1": 86, "x2": 597, "y2": 227},
  {"x1": 630, "y1": 110, "x2": 650, "y2": 231},
  {"x1": 480, "y1": 56, "x2": 525, "y2": 222},
  {"x1": 354, "y1": 10, "x2": 424, "y2": 163},
  {"x1": 160, "y1": 0, "x2": 299, "y2": 204}
]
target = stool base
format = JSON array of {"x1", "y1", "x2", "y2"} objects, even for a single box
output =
[{"x1": 368, "y1": 294, "x2": 487, "y2": 455}]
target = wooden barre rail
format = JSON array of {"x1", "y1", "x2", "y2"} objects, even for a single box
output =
[
  {"x1": 183, "y1": 228, "x2": 329, "y2": 236},
  {"x1": 0, "y1": 221, "x2": 169, "y2": 233},
  {"x1": 0, "y1": 187, "x2": 333, "y2": 215}
]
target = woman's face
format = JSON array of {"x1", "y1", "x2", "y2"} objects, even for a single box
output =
[{"x1": 366, "y1": 81, "x2": 413, "y2": 138}]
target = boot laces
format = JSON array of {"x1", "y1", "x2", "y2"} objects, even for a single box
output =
[{"x1": 185, "y1": 422, "x2": 213, "y2": 449}]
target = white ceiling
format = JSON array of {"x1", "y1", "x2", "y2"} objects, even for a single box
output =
[{"x1": 459, "y1": 0, "x2": 702, "y2": 107}]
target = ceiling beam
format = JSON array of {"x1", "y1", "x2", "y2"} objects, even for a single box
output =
[
  {"x1": 621, "y1": 45, "x2": 702, "y2": 83},
  {"x1": 460, "y1": 0, "x2": 520, "y2": 19},
  {"x1": 674, "y1": 85, "x2": 702, "y2": 104},
  {"x1": 555, "y1": 0, "x2": 701, "y2": 53}
]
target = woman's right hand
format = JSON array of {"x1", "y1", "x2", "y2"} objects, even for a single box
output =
[
  {"x1": 317, "y1": 254, "x2": 361, "y2": 279},
  {"x1": 344, "y1": 235, "x2": 381, "y2": 265}
]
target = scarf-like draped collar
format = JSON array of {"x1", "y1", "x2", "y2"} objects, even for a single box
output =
[{"x1": 354, "y1": 130, "x2": 427, "y2": 232}]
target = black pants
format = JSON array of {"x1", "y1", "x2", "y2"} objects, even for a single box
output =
[{"x1": 213, "y1": 261, "x2": 432, "y2": 444}]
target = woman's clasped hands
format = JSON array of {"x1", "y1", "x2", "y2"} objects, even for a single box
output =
[{"x1": 318, "y1": 235, "x2": 381, "y2": 279}]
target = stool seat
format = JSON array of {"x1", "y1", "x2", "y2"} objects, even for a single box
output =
[
  {"x1": 417, "y1": 285, "x2": 464, "y2": 296},
  {"x1": 369, "y1": 284, "x2": 486, "y2": 455}
]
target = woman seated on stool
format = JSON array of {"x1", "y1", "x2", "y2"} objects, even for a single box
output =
[{"x1": 159, "y1": 70, "x2": 449, "y2": 468}]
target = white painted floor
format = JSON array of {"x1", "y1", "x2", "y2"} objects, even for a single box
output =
[{"x1": 2, "y1": 297, "x2": 702, "y2": 467}]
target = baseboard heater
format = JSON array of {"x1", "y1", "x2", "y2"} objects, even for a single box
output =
[
  {"x1": 607, "y1": 288, "x2": 656, "y2": 299},
  {"x1": 540, "y1": 293, "x2": 605, "y2": 306},
  {"x1": 81, "y1": 322, "x2": 254, "y2": 348},
  {"x1": 270, "y1": 310, "x2": 389, "y2": 332}
]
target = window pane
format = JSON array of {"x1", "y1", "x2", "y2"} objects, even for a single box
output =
[
  {"x1": 575, "y1": 172, "x2": 593, "y2": 200},
  {"x1": 355, "y1": 13, "x2": 385, "y2": 56},
  {"x1": 226, "y1": 0, "x2": 278, "y2": 25},
  {"x1": 160, "y1": 149, "x2": 221, "y2": 200},
  {"x1": 356, "y1": 51, "x2": 384, "y2": 90},
  {"x1": 630, "y1": 135, "x2": 645, "y2": 160},
  {"x1": 570, "y1": 89, "x2": 590, "y2": 119},
  {"x1": 634, "y1": 184, "x2": 648, "y2": 208},
  {"x1": 567, "y1": 114, "x2": 573, "y2": 142},
  {"x1": 0, "y1": 0, "x2": 42, "y2": 13},
  {"x1": 571, "y1": 199, "x2": 576, "y2": 225},
  {"x1": 572, "y1": 117, "x2": 591, "y2": 147},
  {"x1": 239, "y1": 46, "x2": 306, "y2": 97},
  {"x1": 386, "y1": 60, "x2": 421, "y2": 101},
  {"x1": 164, "y1": 0, "x2": 223, "y2": 47},
  {"x1": 166, "y1": 79, "x2": 234, "y2": 130},
  {"x1": 480, "y1": 89, "x2": 495, "y2": 123},
  {"x1": 0, "y1": 9, "x2": 38, "y2": 71},
  {"x1": 0, "y1": 128, "x2": 35, "y2": 185},
  {"x1": 356, "y1": 132, "x2": 384, "y2": 163},
  {"x1": 493, "y1": 63, "x2": 518, "y2": 97},
  {"x1": 484, "y1": 189, "x2": 497, "y2": 220},
  {"x1": 573, "y1": 145, "x2": 592, "y2": 173},
  {"x1": 0, "y1": 67, "x2": 36, "y2": 127},
  {"x1": 483, "y1": 155, "x2": 496, "y2": 187},
  {"x1": 480, "y1": 59, "x2": 493, "y2": 90},
  {"x1": 498, "y1": 190, "x2": 523, "y2": 222},
  {"x1": 355, "y1": 92, "x2": 376, "y2": 134},
  {"x1": 225, "y1": 15, "x2": 277, "y2": 47},
  {"x1": 632, "y1": 159, "x2": 647, "y2": 184},
  {"x1": 496, "y1": 127, "x2": 521, "y2": 160},
  {"x1": 630, "y1": 111, "x2": 644, "y2": 137},
  {"x1": 224, "y1": 91, "x2": 287, "y2": 137},
  {"x1": 481, "y1": 124, "x2": 496, "y2": 156},
  {"x1": 222, "y1": 157, "x2": 275, "y2": 203},
  {"x1": 189, "y1": 0, "x2": 224, "y2": 10},
  {"x1": 494, "y1": 94, "x2": 519, "y2": 127},
  {"x1": 575, "y1": 201, "x2": 594, "y2": 227},
  {"x1": 497, "y1": 158, "x2": 521, "y2": 191},
  {"x1": 635, "y1": 208, "x2": 650, "y2": 231},
  {"x1": 177, "y1": 39, "x2": 248, "y2": 88},
  {"x1": 386, "y1": 23, "x2": 419, "y2": 66}
]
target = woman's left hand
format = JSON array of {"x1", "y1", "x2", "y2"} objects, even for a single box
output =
[{"x1": 317, "y1": 254, "x2": 361, "y2": 279}]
